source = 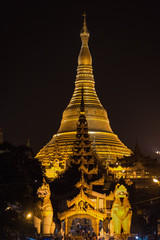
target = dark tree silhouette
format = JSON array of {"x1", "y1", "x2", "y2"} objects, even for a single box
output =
[{"x1": 0, "y1": 142, "x2": 43, "y2": 239}]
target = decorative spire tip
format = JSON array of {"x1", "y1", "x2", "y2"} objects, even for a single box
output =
[
  {"x1": 81, "y1": 11, "x2": 88, "y2": 34},
  {"x1": 82, "y1": 11, "x2": 86, "y2": 26}
]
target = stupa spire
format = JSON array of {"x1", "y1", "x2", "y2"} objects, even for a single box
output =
[
  {"x1": 82, "y1": 12, "x2": 87, "y2": 28},
  {"x1": 80, "y1": 12, "x2": 89, "y2": 42},
  {"x1": 78, "y1": 12, "x2": 92, "y2": 66},
  {"x1": 62, "y1": 14, "x2": 102, "y2": 112}
]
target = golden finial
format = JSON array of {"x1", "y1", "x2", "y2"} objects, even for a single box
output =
[
  {"x1": 81, "y1": 11, "x2": 88, "y2": 34},
  {"x1": 82, "y1": 11, "x2": 86, "y2": 19},
  {"x1": 78, "y1": 12, "x2": 92, "y2": 65},
  {"x1": 83, "y1": 12, "x2": 86, "y2": 28}
]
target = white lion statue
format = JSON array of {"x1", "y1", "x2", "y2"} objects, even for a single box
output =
[{"x1": 33, "y1": 178, "x2": 55, "y2": 235}]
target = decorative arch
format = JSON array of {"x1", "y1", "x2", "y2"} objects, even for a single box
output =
[{"x1": 65, "y1": 214, "x2": 99, "y2": 236}]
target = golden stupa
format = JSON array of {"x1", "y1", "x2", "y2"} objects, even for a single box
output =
[{"x1": 36, "y1": 14, "x2": 132, "y2": 179}]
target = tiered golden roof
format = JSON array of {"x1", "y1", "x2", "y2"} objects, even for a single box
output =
[{"x1": 36, "y1": 14, "x2": 132, "y2": 179}]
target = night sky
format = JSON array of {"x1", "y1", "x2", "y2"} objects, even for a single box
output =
[{"x1": 1, "y1": 1, "x2": 160, "y2": 157}]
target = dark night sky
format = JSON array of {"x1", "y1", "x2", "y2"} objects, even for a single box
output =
[{"x1": 1, "y1": 1, "x2": 160, "y2": 157}]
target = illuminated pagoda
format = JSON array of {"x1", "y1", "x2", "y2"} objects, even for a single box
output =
[{"x1": 36, "y1": 14, "x2": 132, "y2": 179}]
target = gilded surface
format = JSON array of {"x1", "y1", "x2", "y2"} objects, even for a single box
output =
[
  {"x1": 36, "y1": 15, "x2": 132, "y2": 179},
  {"x1": 110, "y1": 184, "x2": 132, "y2": 238},
  {"x1": 58, "y1": 187, "x2": 107, "y2": 236}
]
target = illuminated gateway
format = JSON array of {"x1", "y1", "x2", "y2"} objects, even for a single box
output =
[{"x1": 36, "y1": 15, "x2": 132, "y2": 180}]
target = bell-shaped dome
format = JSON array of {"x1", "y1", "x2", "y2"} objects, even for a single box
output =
[{"x1": 36, "y1": 14, "x2": 132, "y2": 180}]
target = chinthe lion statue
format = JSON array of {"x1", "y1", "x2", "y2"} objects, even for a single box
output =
[
  {"x1": 33, "y1": 178, "x2": 55, "y2": 235},
  {"x1": 110, "y1": 184, "x2": 132, "y2": 238}
]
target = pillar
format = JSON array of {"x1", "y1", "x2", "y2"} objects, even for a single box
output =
[
  {"x1": 96, "y1": 197, "x2": 99, "y2": 210},
  {"x1": 65, "y1": 218, "x2": 68, "y2": 235},
  {"x1": 104, "y1": 199, "x2": 106, "y2": 213},
  {"x1": 96, "y1": 218, "x2": 99, "y2": 236}
]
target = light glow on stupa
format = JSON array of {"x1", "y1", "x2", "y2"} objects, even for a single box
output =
[{"x1": 36, "y1": 14, "x2": 132, "y2": 180}]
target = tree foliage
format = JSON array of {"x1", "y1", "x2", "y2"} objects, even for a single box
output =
[{"x1": 0, "y1": 142, "x2": 43, "y2": 238}]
